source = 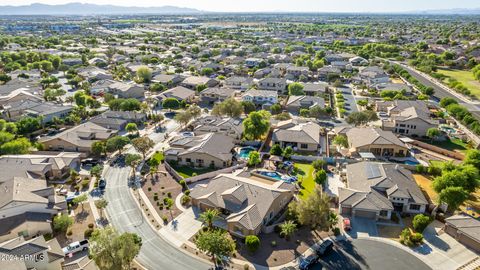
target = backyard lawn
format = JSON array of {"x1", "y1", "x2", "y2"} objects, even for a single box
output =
[
  {"x1": 437, "y1": 68, "x2": 480, "y2": 99},
  {"x1": 429, "y1": 137, "x2": 469, "y2": 153},
  {"x1": 294, "y1": 163, "x2": 316, "y2": 200},
  {"x1": 170, "y1": 164, "x2": 215, "y2": 178}
]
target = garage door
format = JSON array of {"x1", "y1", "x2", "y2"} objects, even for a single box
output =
[
  {"x1": 341, "y1": 207, "x2": 352, "y2": 215},
  {"x1": 355, "y1": 210, "x2": 377, "y2": 219}
]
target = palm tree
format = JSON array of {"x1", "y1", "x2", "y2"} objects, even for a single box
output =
[
  {"x1": 328, "y1": 212, "x2": 338, "y2": 230},
  {"x1": 280, "y1": 220, "x2": 297, "y2": 240},
  {"x1": 199, "y1": 209, "x2": 220, "y2": 229}
]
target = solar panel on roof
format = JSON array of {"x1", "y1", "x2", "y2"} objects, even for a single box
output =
[{"x1": 366, "y1": 163, "x2": 382, "y2": 179}]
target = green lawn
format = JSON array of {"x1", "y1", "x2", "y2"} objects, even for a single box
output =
[
  {"x1": 170, "y1": 165, "x2": 215, "y2": 178},
  {"x1": 151, "y1": 151, "x2": 164, "y2": 163},
  {"x1": 428, "y1": 138, "x2": 469, "y2": 153},
  {"x1": 293, "y1": 163, "x2": 316, "y2": 200},
  {"x1": 437, "y1": 68, "x2": 480, "y2": 98},
  {"x1": 429, "y1": 160, "x2": 445, "y2": 168}
]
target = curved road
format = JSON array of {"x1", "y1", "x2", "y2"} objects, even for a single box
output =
[
  {"x1": 103, "y1": 122, "x2": 210, "y2": 270},
  {"x1": 313, "y1": 238, "x2": 431, "y2": 270}
]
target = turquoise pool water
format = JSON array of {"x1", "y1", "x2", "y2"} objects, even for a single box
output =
[
  {"x1": 258, "y1": 171, "x2": 283, "y2": 180},
  {"x1": 239, "y1": 147, "x2": 255, "y2": 159},
  {"x1": 404, "y1": 160, "x2": 420, "y2": 166}
]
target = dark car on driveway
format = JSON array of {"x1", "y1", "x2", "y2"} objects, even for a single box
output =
[
  {"x1": 98, "y1": 178, "x2": 106, "y2": 192},
  {"x1": 314, "y1": 239, "x2": 334, "y2": 256},
  {"x1": 299, "y1": 254, "x2": 319, "y2": 270}
]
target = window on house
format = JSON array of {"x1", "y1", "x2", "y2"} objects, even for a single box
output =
[
  {"x1": 300, "y1": 144, "x2": 308, "y2": 149},
  {"x1": 186, "y1": 158, "x2": 191, "y2": 163},
  {"x1": 379, "y1": 210, "x2": 388, "y2": 216},
  {"x1": 409, "y1": 204, "x2": 421, "y2": 210}
]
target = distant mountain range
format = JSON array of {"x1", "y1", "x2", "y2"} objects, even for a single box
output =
[
  {"x1": 0, "y1": 2, "x2": 478, "y2": 16},
  {"x1": 0, "y1": 2, "x2": 203, "y2": 15}
]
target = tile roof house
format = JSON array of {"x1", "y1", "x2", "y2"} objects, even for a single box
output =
[
  {"x1": 199, "y1": 87, "x2": 237, "y2": 106},
  {"x1": 152, "y1": 74, "x2": 185, "y2": 87},
  {"x1": 0, "y1": 236, "x2": 64, "y2": 270},
  {"x1": 340, "y1": 127, "x2": 409, "y2": 157},
  {"x1": 107, "y1": 81, "x2": 145, "y2": 99},
  {"x1": 1, "y1": 99, "x2": 73, "y2": 123},
  {"x1": 224, "y1": 76, "x2": 254, "y2": 90},
  {"x1": 190, "y1": 172, "x2": 294, "y2": 237},
  {"x1": 444, "y1": 214, "x2": 480, "y2": 252},
  {"x1": 272, "y1": 120, "x2": 321, "y2": 153},
  {"x1": 90, "y1": 110, "x2": 147, "y2": 131},
  {"x1": 302, "y1": 82, "x2": 329, "y2": 96},
  {"x1": 242, "y1": 90, "x2": 278, "y2": 107},
  {"x1": 257, "y1": 78, "x2": 287, "y2": 94},
  {"x1": 180, "y1": 76, "x2": 218, "y2": 90},
  {"x1": 38, "y1": 122, "x2": 117, "y2": 155},
  {"x1": 285, "y1": 95, "x2": 325, "y2": 114},
  {"x1": 157, "y1": 86, "x2": 195, "y2": 102},
  {"x1": 339, "y1": 162, "x2": 427, "y2": 220},
  {"x1": 190, "y1": 116, "x2": 243, "y2": 140},
  {"x1": 0, "y1": 177, "x2": 66, "y2": 242},
  {"x1": 165, "y1": 133, "x2": 234, "y2": 169}
]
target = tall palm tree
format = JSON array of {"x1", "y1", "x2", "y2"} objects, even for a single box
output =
[
  {"x1": 199, "y1": 209, "x2": 220, "y2": 229},
  {"x1": 280, "y1": 220, "x2": 297, "y2": 240}
]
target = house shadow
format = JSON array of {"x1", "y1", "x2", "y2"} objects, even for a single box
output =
[
  {"x1": 414, "y1": 243, "x2": 433, "y2": 255},
  {"x1": 335, "y1": 239, "x2": 368, "y2": 267},
  {"x1": 424, "y1": 234, "x2": 451, "y2": 251}
]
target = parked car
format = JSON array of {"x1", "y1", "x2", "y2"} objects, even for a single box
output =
[
  {"x1": 299, "y1": 254, "x2": 319, "y2": 270},
  {"x1": 62, "y1": 240, "x2": 89, "y2": 256},
  {"x1": 98, "y1": 178, "x2": 106, "y2": 191},
  {"x1": 81, "y1": 158, "x2": 100, "y2": 167},
  {"x1": 315, "y1": 239, "x2": 334, "y2": 256},
  {"x1": 343, "y1": 218, "x2": 351, "y2": 231}
]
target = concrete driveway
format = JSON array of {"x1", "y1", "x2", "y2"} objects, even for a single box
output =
[
  {"x1": 159, "y1": 207, "x2": 203, "y2": 247},
  {"x1": 344, "y1": 217, "x2": 378, "y2": 238},
  {"x1": 413, "y1": 221, "x2": 479, "y2": 270}
]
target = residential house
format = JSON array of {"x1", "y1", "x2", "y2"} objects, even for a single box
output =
[
  {"x1": 285, "y1": 66, "x2": 309, "y2": 80},
  {"x1": 302, "y1": 82, "x2": 329, "y2": 96},
  {"x1": 0, "y1": 177, "x2": 66, "y2": 242},
  {"x1": 90, "y1": 110, "x2": 147, "y2": 131},
  {"x1": 0, "y1": 236, "x2": 64, "y2": 270},
  {"x1": 257, "y1": 78, "x2": 287, "y2": 94},
  {"x1": 444, "y1": 214, "x2": 480, "y2": 252},
  {"x1": 157, "y1": 86, "x2": 195, "y2": 102},
  {"x1": 318, "y1": 66, "x2": 342, "y2": 81},
  {"x1": 349, "y1": 56, "x2": 369, "y2": 66},
  {"x1": 180, "y1": 76, "x2": 218, "y2": 90},
  {"x1": 339, "y1": 127, "x2": 409, "y2": 157},
  {"x1": 383, "y1": 106, "x2": 438, "y2": 137},
  {"x1": 107, "y1": 82, "x2": 145, "y2": 99},
  {"x1": 285, "y1": 95, "x2": 325, "y2": 114},
  {"x1": 339, "y1": 161, "x2": 428, "y2": 220},
  {"x1": 199, "y1": 87, "x2": 237, "y2": 106},
  {"x1": 272, "y1": 120, "x2": 321, "y2": 152},
  {"x1": 1, "y1": 100, "x2": 73, "y2": 123},
  {"x1": 242, "y1": 90, "x2": 278, "y2": 108},
  {"x1": 77, "y1": 66, "x2": 112, "y2": 82},
  {"x1": 190, "y1": 116, "x2": 243, "y2": 140},
  {"x1": 358, "y1": 66, "x2": 390, "y2": 85},
  {"x1": 190, "y1": 172, "x2": 294, "y2": 237},
  {"x1": 39, "y1": 122, "x2": 117, "y2": 155},
  {"x1": 90, "y1": 79, "x2": 116, "y2": 95},
  {"x1": 0, "y1": 88, "x2": 43, "y2": 107},
  {"x1": 224, "y1": 76, "x2": 254, "y2": 90},
  {"x1": 152, "y1": 74, "x2": 185, "y2": 87},
  {"x1": 245, "y1": 58, "x2": 263, "y2": 68},
  {"x1": 165, "y1": 133, "x2": 234, "y2": 168}
]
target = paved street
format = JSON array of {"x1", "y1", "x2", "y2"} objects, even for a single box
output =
[
  {"x1": 312, "y1": 238, "x2": 431, "y2": 270},
  {"x1": 338, "y1": 86, "x2": 359, "y2": 114},
  {"x1": 103, "y1": 119, "x2": 210, "y2": 270}
]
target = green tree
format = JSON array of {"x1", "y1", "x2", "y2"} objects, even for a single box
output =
[
  {"x1": 243, "y1": 111, "x2": 271, "y2": 141},
  {"x1": 279, "y1": 220, "x2": 297, "y2": 240},
  {"x1": 346, "y1": 111, "x2": 378, "y2": 126},
  {"x1": 199, "y1": 209, "x2": 219, "y2": 229},
  {"x1": 245, "y1": 235, "x2": 260, "y2": 253},
  {"x1": 212, "y1": 98, "x2": 243, "y2": 118},
  {"x1": 292, "y1": 186, "x2": 332, "y2": 230},
  {"x1": 174, "y1": 110, "x2": 193, "y2": 127},
  {"x1": 270, "y1": 103, "x2": 282, "y2": 115},
  {"x1": 314, "y1": 169, "x2": 327, "y2": 185},
  {"x1": 312, "y1": 159, "x2": 326, "y2": 171},
  {"x1": 53, "y1": 214, "x2": 73, "y2": 233},
  {"x1": 95, "y1": 199, "x2": 108, "y2": 218},
  {"x1": 464, "y1": 149, "x2": 480, "y2": 170},
  {"x1": 150, "y1": 83, "x2": 166, "y2": 92},
  {"x1": 201, "y1": 68, "x2": 214, "y2": 76},
  {"x1": 426, "y1": 128, "x2": 441, "y2": 142},
  {"x1": 132, "y1": 137, "x2": 154, "y2": 160},
  {"x1": 89, "y1": 226, "x2": 142, "y2": 270},
  {"x1": 162, "y1": 98, "x2": 180, "y2": 110},
  {"x1": 270, "y1": 144, "x2": 283, "y2": 156},
  {"x1": 91, "y1": 141, "x2": 107, "y2": 156},
  {"x1": 282, "y1": 146, "x2": 294, "y2": 159},
  {"x1": 247, "y1": 151, "x2": 261, "y2": 167},
  {"x1": 125, "y1": 153, "x2": 142, "y2": 175},
  {"x1": 439, "y1": 186, "x2": 469, "y2": 212},
  {"x1": 288, "y1": 82, "x2": 305, "y2": 95},
  {"x1": 120, "y1": 99, "x2": 141, "y2": 111},
  {"x1": 16, "y1": 117, "x2": 41, "y2": 134},
  {"x1": 241, "y1": 101, "x2": 256, "y2": 114},
  {"x1": 125, "y1": 123, "x2": 138, "y2": 134},
  {"x1": 136, "y1": 66, "x2": 152, "y2": 83},
  {"x1": 0, "y1": 131, "x2": 15, "y2": 145},
  {"x1": 106, "y1": 136, "x2": 130, "y2": 154},
  {"x1": 412, "y1": 214, "x2": 431, "y2": 233},
  {"x1": 73, "y1": 193, "x2": 88, "y2": 211},
  {"x1": 332, "y1": 135, "x2": 348, "y2": 148},
  {"x1": 195, "y1": 229, "x2": 235, "y2": 267},
  {"x1": 0, "y1": 138, "x2": 31, "y2": 155}
]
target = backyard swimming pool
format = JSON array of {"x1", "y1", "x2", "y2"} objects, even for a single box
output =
[
  {"x1": 238, "y1": 147, "x2": 255, "y2": 159},
  {"x1": 257, "y1": 170, "x2": 283, "y2": 180}
]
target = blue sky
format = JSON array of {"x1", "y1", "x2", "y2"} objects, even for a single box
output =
[{"x1": 3, "y1": 0, "x2": 479, "y2": 12}]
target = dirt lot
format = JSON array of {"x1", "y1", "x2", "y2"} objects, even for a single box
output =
[
  {"x1": 57, "y1": 202, "x2": 95, "y2": 247},
  {"x1": 377, "y1": 216, "x2": 413, "y2": 241}
]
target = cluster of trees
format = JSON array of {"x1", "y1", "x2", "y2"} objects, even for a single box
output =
[
  {"x1": 399, "y1": 213, "x2": 432, "y2": 247},
  {"x1": 357, "y1": 43, "x2": 401, "y2": 59},
  {"x1": 212, "y1": 98, "x2": 243, "y2": 118},
  {"x1": 440, "y1": 97, "x2": 480, "y2": 135},
  {"x1": 108, "y1": 98, "x2": 142, "y2": 111},
  {"x1": 0, "y1": 51, "x2": 63, "y2": 73},
  {"x1": 0, "y1": 119, "x2": 33, "y2": 155},
  {"x1": 379, "y1": 89, "x2": 410, "y2": 101},
  {"x1": 445, "y1": 77, "x2": 472, "y2": 96},
  {"x1": 174, "y1": 104, "x2": 201, "y2": 127},
  {"x1": 389, "y1": 64, "x2": 435, "y2": 96},
  {"x1": 473, "y1": 64, "x2": 480, "y2": 81},
  {"x1": 432, "y1": 150, "x2": 480, "y2": 211},
  {"x1": 346, "y1": 111, "x2": 379, "y2": 126},
  {"x1": 162, "y1": 97, "x2": 186, "y2": 110}
]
